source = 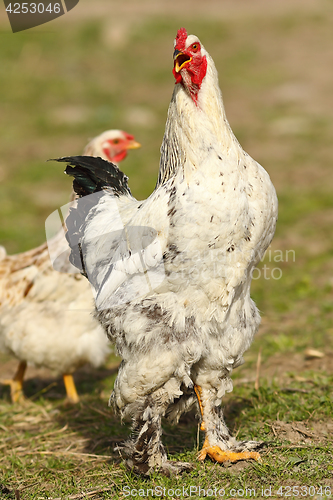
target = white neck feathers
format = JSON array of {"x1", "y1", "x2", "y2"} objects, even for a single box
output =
[{"x1": 157, "y1": 47, "x2": 241, "y2": 187}]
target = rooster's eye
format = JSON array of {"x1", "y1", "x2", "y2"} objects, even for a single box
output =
[
  {"x1": 192, "y1": 43, "x2": 199, "y2": 52},
  {"x1": 113, "y1": 139, "x2": 120, "y2": 144}
]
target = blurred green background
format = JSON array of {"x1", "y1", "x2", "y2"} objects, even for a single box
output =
[{"x1": 0, "y1": 0, "x2": 333, "y2": 370}]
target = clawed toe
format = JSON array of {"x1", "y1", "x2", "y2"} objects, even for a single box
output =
[
  {"x1": 160, "y1": 460, "x2": 194, "y2": 476},
  {"x1": 127, "y1": 459, "x2": 193, "y2": 477},
  {"x1": 199, "y1": 446, "x2": 261, "y2": 464},
  {"x1": 198, "y1": 437, "x2": 262, "y2": 464},
  {"x1": 234, "y1": 440, "x2": 265, "y2": 453}
]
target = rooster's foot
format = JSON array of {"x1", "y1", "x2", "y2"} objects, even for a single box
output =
[
  {"x1": 128, "y1": 459, "x2": 193, "y2": 477},
  {"x1": 198, "y1": 437, "x2": 261, "y2": 463},
  {"x1": 159, "y1": 460, "x2": 194, "y2": 476}
]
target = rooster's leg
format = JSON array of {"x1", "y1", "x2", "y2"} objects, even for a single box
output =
[
  {"x1": 122, "y1": 392, "x2": 192, "y2": 476},
  {"x1": 194, "y1": 384, "x2": 261, "y2": 463},
  {"x1": 0, "y1": 360, "x2": 27, "y2": 403},
  {"x1": 63, "y1": 373, "x2": 80, "y2": 404}
]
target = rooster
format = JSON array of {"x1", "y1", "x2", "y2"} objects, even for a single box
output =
[
  {"x1": 57, "y1": 28, "x2": 278, "y2": 474},
  {"x1": 0, "y1": 130, "x2": 140, "y2": 404}
]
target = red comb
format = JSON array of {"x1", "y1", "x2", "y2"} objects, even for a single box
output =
[{"x1": 175, "y1": 27, "x2": 187, "y2": 50}]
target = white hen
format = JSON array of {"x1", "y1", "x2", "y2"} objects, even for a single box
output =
[
  {"x1": 58, "y1": 28, "x2": 278, "y2": 474},
  {"x1": 0, "y1": 130, "x2": 140, "y2": 403}
]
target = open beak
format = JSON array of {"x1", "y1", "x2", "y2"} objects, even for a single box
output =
[
  {"x1": 126, "y1": 140, "x2": 141, "y2": 150},
  {"x1": 173, "y1": 49, "x2": 192, "y2": 73}
]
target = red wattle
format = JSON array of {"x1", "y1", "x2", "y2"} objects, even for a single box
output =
[
  {"x1": 192, "y1": 55, "x2": 207, "y2": 88},
  {"x1": 173, "y1": 67, "x2": 182, "y2": 84},
  {"x1": 103, "y1": 148, "x2": 127, "y2": 163}
]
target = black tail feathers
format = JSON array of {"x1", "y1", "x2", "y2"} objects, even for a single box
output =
[
  {"x1": 50, "y1": 155, "x2": 131, "y2": 276},
  {"x1": 53, "y1": 155, "x2": 132, "y2": 197}
]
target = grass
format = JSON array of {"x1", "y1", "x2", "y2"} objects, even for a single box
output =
[
  {"x1": 0, "y1": 372, "x2": 332, "y2": 498},
  {"x1": 1, "y1": 1, "x2": 333, "y2": 498}
]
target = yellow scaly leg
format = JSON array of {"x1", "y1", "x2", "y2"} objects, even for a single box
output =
[
  {"x1": 0, "y1": 360, "x2": 27, "y2": 403},
  {"x1": 194, "y1": 384, "x2": 261, "y2": 464},
  {"x1": 63, "y1": 374, "x2": 79, "y2": 404}
]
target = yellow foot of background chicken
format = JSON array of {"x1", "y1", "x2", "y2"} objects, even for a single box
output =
[
  {"x1": 0, "y1": 378, "x2": 25, "y2": 403},
  {"x1": 63, "y1": 373, "x2": 80, "y2": 404},
  {"x1": 0, "y1": 360, "x2": 27, "y2": 403},
  {"x1": 198, "y1": 437, "x2": 261, "y2": 463}
]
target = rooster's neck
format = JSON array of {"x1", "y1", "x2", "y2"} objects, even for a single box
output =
[
  {"x1": 186, "y1": 52, "x2": 238, "y2": 154},
  {"x1": 157, "y1": 52, "x2": 241, "y2": 188}
]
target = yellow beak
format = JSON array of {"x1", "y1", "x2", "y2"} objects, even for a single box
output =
[
  {"x1": 173, "y1": 50, "x2": 192, "y2": 73},
  {"x1": 126, "y1": 140, "x2": 141, "y2": 150}
]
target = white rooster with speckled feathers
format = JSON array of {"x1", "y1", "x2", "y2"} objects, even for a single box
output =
[{"x1": 58, "y1": 28, "x2": 278, "y2": 475}]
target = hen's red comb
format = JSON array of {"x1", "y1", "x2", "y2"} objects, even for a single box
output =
[{"x1": 175, "y1": 28, "x2": 187, "y2": 50}]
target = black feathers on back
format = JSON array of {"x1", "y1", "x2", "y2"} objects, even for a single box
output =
[
  {"x1": 53, "y1": 155, "x2": 132, "y2": 198},
  {"x1": 50, "y1": 156, "x2": 132, "y2": 276}
]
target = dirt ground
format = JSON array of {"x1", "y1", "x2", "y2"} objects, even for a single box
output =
[{"x1": 1, "y1": 344, "x2": 332, "y2": 402}]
